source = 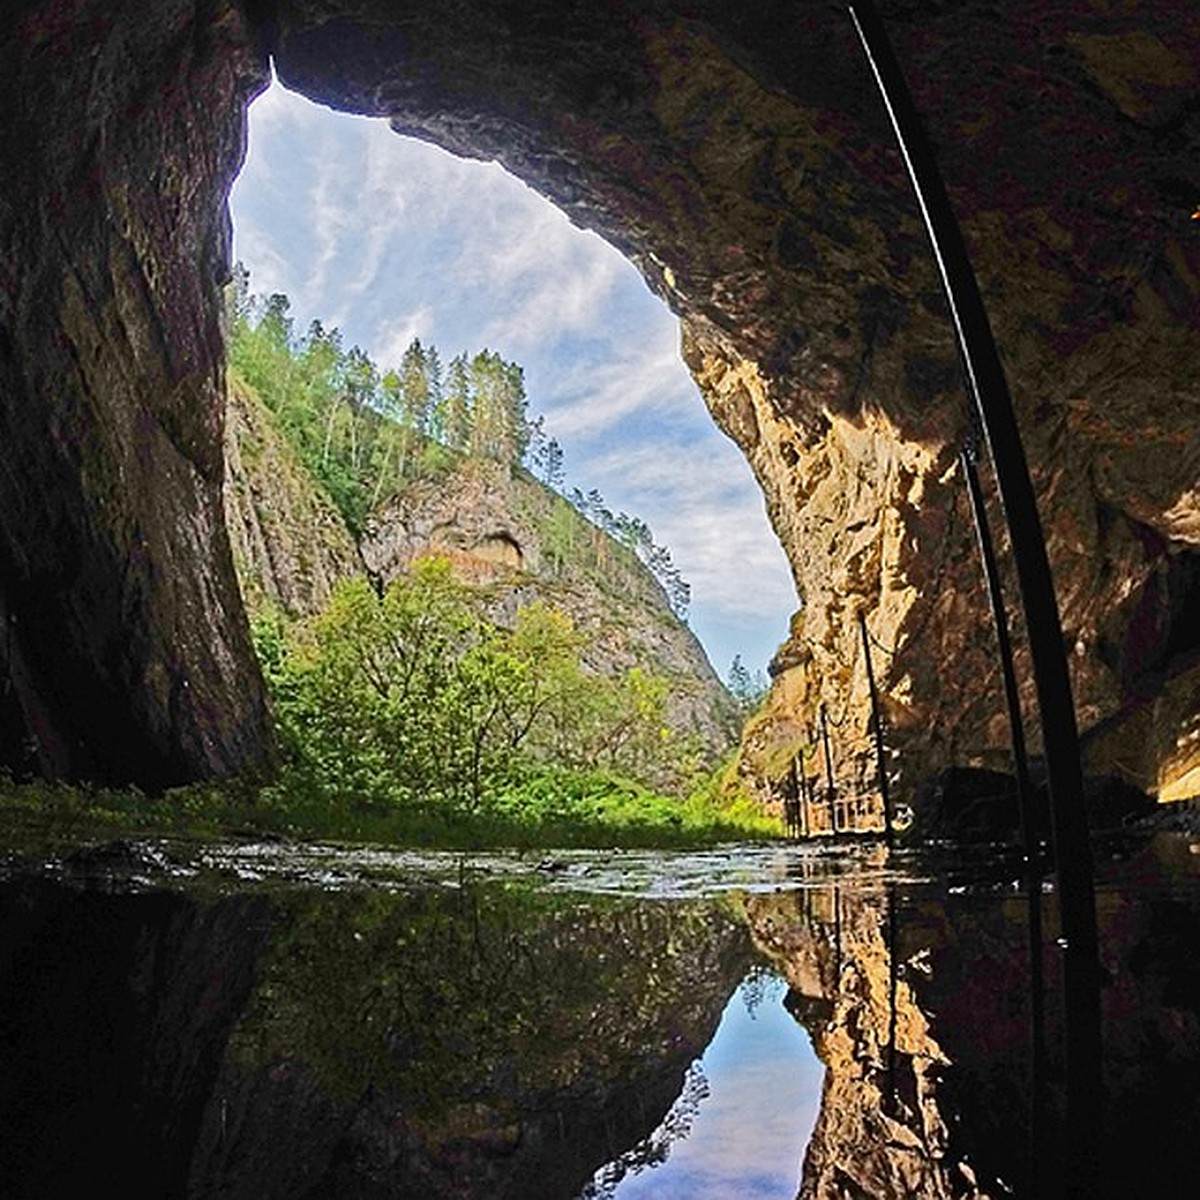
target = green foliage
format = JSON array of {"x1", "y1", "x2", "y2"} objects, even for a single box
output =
[
  {"x1": 225, "y1": 265, "x2": 692, "y2": 612},
  {"x1": 260, "y1": 560, "x2": 710, "y2": 824},
  {"x1": 212, "y1": 267, "x2": 768, "y2": 847},
  {"x1": 566, "y1": 486, "x2": 690, "y2": 619},
  {"x1": 226, "y1": 278, "x2": 533, "y2": 534}
]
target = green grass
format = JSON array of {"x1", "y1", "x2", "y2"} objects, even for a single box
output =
[{"x1": 0, "y1": 764, "x2": 780, "y2": 855}]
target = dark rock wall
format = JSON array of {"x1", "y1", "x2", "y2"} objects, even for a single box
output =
[
  {"x1": 0, "y1": 2, "x2": 273, "y2": 786},
  {"x1": 0, "y1": 878, "x2": 272, "y2": 1197},
  {"x1": 1, "y1": 0, "x2": 1196, "y2": 793}
]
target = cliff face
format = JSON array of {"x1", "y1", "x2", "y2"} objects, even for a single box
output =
[
  {"x1": 2, "y1": 1, "x2": 1196, "y2": 797},
  {"x1": 0, "y1": 1, "x2": 273, "y2": 787},
  {"x1": 222, "y1": 374, "x2": 362, "y2": 618},
  {"x1": 360, "y1": 458, "x2": 739, "y2": 758},
  {"x1": 221, "y1": 384, "x2": 736, "y2": 757}
]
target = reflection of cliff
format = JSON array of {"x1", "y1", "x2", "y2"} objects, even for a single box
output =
[
  {"x1": 744, "y1": 838, "x2": 1200, "y2": 1199},
  {"x1": 745, "y1": 887, "x2": 985, "y2": 1198},
  {"x1": 202, "y1": 886, "x2": 753, "y2": 1199},
  {"x1": 0, "y1": 872, "x2": 752, "y2": 1200}
]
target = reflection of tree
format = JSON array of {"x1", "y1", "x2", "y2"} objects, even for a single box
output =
[
  {"x1": 205, "y1": 883, "x2": 755, "y2": 1200},
  {"x1": 579, "y1": 1060, "x2": 712, "y2": 1198},
  {"x1": 739, "y1": 963, "x2": 785, "y2": 1019}
]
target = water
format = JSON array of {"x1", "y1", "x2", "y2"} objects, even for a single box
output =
[
  {"x1": 2, "y1": 832, "x2": 1199, "y2": 1197},
  {"x1": 584, "y1": 972, "x2": 821, "y2": 1198}
]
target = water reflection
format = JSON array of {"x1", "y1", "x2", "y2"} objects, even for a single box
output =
[
  {"x1": 585, "y1": 971, "x2": 820, "y2": 1198},
  {"x1": 2, "y1": 834, "x2": 1200, "y2": 1197}
]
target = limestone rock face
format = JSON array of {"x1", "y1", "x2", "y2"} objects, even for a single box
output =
[
  {"x1": 223, "y1": 375, "x2": 363, "y2": 618},
  {"x1": 361, "y1": 458, "x2": 739, "y2": 760},
  {"x1": 0, "y1": 1, "x2": 273, "y2": 786},
  {"x1": 2, "y1": 1, "x2": 1197, "y2": 795}
]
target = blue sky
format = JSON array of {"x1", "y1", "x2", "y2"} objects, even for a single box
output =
[{"x1": 229, "y1": 79, "x2": 797, "y2": 675}]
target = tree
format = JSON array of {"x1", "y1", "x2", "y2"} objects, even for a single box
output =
[
  {"x1": 467, "y1": 349, "x2": 529, "y2": 466},
  {"x1": 443, "y1": 354, "x2": 472, "y2": 452},
  {"x1": 542, "y1": 438, "x2": 565, "y2": 491},
  {"x1": 399, "y1": 337, "x2": 432, "y2": 437},
  {"x1": 726, "y1": 654, "x2": 768, "y2": 716}
]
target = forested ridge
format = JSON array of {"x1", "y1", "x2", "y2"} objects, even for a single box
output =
[
  {"x1": 226, "y1": 265, "x2": 691, "y2": 618},
  {"x1": 219, "y1": 270, "x2": 768, "y2": 845}
]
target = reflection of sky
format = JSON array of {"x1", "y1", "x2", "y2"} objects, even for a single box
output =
[
  {"x1": 229, "y1": 80, "x2": 797, "y2": 677},
  {"x1": 590, "y1": 972, "x2": 823, "y2": 1199}
]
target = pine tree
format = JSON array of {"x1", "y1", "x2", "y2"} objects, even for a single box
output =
[
  {"x1": 543, "y1": 438, "x2": 565, "y2": 491},
  {"x1": 399, "y1": 337, "x2": 431, "y2": 437},
  {"x1": 443, "y1": 354, "x2": 471, "y2": 452}
]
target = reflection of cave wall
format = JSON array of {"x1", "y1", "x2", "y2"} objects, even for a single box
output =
[
  {"x1": 2, "y1": 2, "x2": 1197, "y2": 792},
  {"x1": 745, "y1": 847, "x2": 1200, "y2": 1199}
]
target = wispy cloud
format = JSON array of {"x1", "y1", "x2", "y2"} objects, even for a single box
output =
[
  {"x1": 372, "y1": 306, "x2": 436, "y2": 369},
  {"x1": 545, "y1": 340, "x2": 689, "y2": 441}
]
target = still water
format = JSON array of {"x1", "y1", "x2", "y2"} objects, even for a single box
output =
[{"x1": 2, "y1": 833, "x2": 1199, "y2": 1197}]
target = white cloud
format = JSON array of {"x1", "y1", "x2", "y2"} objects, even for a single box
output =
[
  {"x1": 372, "y1": 306, "x2": 436, "y2": 369},
  {"x1": 577, "y1": 437, "x2": 797, "y2": 624}
]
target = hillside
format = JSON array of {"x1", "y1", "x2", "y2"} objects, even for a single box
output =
[
  {"x1": 223, "y1": 373, "x2": 362, "y2": 617},
  {"x1": 222, "y1": 371, "x2": 738, "y2": 764},
  {"x1": 361, "y1": 457, "x2": 738, "y2": 759}
]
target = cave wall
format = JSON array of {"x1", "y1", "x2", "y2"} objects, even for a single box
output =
[
  {"x1": 1, "y1": 0, "x2": 1197, "y2": 795},
  {"x1": 1, "y1": 1, "x2": 273, "y2": 785}
]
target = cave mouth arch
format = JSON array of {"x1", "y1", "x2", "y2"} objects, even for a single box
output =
[{"x1": 3, "y1": 2, "x2": 1198, "y2": 796}]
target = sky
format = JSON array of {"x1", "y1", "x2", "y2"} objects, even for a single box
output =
[{"x1": 229, "y1": 79, "x2": 797, "y2": 676}]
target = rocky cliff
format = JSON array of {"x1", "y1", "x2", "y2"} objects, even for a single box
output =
[
  {"x1": 223, "y1": 373, "x2": 362, "y2": 618},
  {"x1": 361, "y1": 458, "x2": 738, "y2": 759},
  {"x1": 0, "y1": 1, "x2": 273, "y2": 787},
  {"x1": 2, "y1": 1, "x2": 1197, "y2": 802},
  {"x1": 222, "y1": 383, "x2": 737, "y2": 759}
]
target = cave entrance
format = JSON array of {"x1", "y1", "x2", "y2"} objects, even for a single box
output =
[
  {"x1": 229, "y1": 78, "x2": 795, "y2": 681},
  {"x1": 9, "y1": 3, "x2": 1194, "y2": 799}
]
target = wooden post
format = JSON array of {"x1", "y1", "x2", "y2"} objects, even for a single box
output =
[
  {"x1": 859, "y1": 610, "x2": 895, "y2": 844},
  {"x1": 798, "y1": 755, "x2": 811, "y2": 837},
  {"x1": 819, "y1": 702, "x2": 838, "y2": 833},
  {"x1": 848, "y1": 4, "x2": 1100, "y2": 1190},
  {"x1": 786, "y1": 757, "x2": 800, "y2": 838}
]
